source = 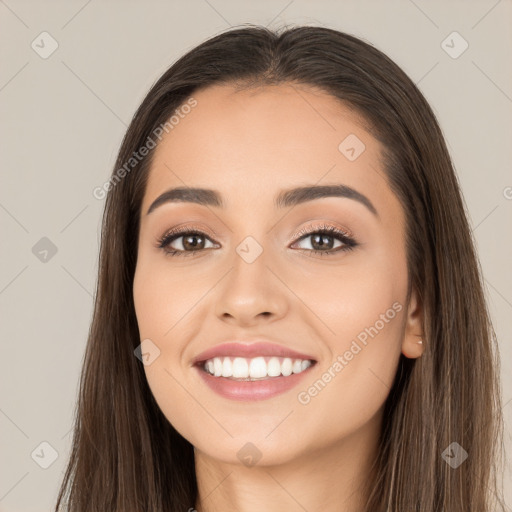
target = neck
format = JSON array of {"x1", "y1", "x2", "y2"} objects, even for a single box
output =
[{"x1": 193, "y1": 410, "x2": 382, "y2": 512}]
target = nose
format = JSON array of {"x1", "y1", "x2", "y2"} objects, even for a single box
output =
[{"x1": 214, "y1": 248, "x2": 289, "y2": 327}]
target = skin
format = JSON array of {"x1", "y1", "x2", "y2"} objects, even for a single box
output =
[{"x1": 133, "y1": 83, "x2": 424, "y2": 512}]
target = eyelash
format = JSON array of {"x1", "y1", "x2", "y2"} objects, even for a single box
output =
[{"x1": 156, "y1": 223, "x2": 358, "y2": 258}]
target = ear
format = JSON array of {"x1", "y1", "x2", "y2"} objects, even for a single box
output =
[{"x1": 401, "y1": 287, "x2": 424, "y2": 359}]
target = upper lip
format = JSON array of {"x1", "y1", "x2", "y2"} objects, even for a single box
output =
[{"x1": 192, "y1": 341, "x2": 317, "y2": 365}]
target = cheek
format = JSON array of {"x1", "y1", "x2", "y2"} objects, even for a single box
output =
[
  {"x1": 291, "y1": 254, "x2": 406, "y2": 416},
  {"x1": 290, "y1": 250, "x2": 406, "y2": 354},
  {"x1": 133, "y1": 259, "x2": 204, "y2": 442},
  {"x1": 133, "y1": 256, "x2": 203, "y2": 339}
]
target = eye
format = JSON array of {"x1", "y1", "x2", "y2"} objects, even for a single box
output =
[
  {"x1": 156, "y1": 223, "x2": 358, "y2": 258},
  {"x1": 157, "y1": 226, "x2": 218, "y2": 258},
  {"x1": 290, "y1": 223, "x2": 357, "y2": 256}
]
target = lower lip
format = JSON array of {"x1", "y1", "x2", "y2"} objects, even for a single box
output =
[{"x1": 194, "y1": 363, "x2": 316, "y2": 401}]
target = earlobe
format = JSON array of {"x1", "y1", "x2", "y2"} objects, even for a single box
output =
[
  {"x1": 401, "y1": 288, "x2": 425, "y2": 359},
  {"x1": 402, "y1": 337, "x2": 425, "y2": 359}
]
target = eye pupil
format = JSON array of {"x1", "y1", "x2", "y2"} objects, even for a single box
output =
[
  {"x1": 183, "y1": 234, "x2": 204, "y2": 250},
  {"x1": 311, "y1": 234, "x2": 334, "y2": 251}
]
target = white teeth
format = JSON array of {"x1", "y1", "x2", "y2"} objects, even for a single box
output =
[
  {"x1": 301, "y1": 360, "x2": 310, "y2": 371},
  {"x1": 281, "y1": 358, "x2": 293, "y2": 377},
  {"x1": 249, "y1": 357, "x2": 267, "y2": 378},
  {"x1": 222, "y1": 357, "x2": 233, "y2": 378},
  {"x1": 232, "y1": 357, "x2": 249, "y2": 378},
  {"x1": 292, "y1": 359, "x2": 303, "y2": 374},
  {"x1": 202, "y1": 356, "x2": 314, "y2": 379},
  {"x1": 213, "y1": 358, "x2": 223, "y2": 377},
  {"x1": 267, "y1": 357, "x2": 281, "y2": 377}
]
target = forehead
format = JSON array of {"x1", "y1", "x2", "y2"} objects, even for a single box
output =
[{"x1": 141, "y1": 83, "x2": 393, "y2": 215}]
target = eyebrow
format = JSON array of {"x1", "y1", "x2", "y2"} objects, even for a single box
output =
[{"x1": 146, "y1": 184, "x2": 378, "y2": 217}]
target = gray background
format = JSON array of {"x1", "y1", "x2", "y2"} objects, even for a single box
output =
[{"x1": 1, "y1": 1, "x2": 511, "y2": 510}]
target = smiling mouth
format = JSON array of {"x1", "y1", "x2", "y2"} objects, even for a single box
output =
[{"x1": 196, "y1": 355, "x2": 317, "y2": 381}]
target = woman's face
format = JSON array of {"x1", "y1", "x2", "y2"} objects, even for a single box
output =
[{"x1": 133, "y1": 83, "x2": 423, "y2": 466}]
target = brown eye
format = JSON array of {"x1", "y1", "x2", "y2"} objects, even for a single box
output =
[
  {"x1": 290, "y1": 223, "x2": 358, "y2": 256},
  {"x1": 157, "y1": 229, "x2": 217, "y2": 257}
]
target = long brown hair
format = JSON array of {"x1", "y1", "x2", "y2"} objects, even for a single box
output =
[{"x1": 55, "y1": 24, "x2": 507, "y2": 511}]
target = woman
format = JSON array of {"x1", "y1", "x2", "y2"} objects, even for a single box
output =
[{"x1": 55, "y1": 25, "x2": 507, "y2": 511}]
